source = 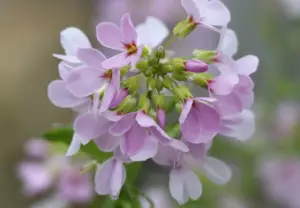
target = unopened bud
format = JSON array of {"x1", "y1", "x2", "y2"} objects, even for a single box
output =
[
  {"x1": 192, "y1": 73, "x2": 213, "y2": 88},
  {"x1": 146, "y1": 77, "x2": 156, "y2": 90},
  {"x1": 175, "y1": 103, "x2": 183, "y2": 113},
  {"x1": 109, "y1": 88, "x2": 129, "y2": 109},
  {"x1": 172, "y1": 71, "x2": 189, "y2": 81},
  {"x1": 193, "y1": 50, "x2": 217, "y2": 64},
  {"x1": 142, "y1": 46, "x2": 150, "y2": 57},
  {"x1": 173, "y1": 86, "x2": 192, "y2": 101},
  {"x1": 122, "y1": 76, "x2": 140, "y2": 94},
  {"x1": 138, "y1": 94, "x2": 151, "y2": 113},
  {"x1": 144, "y1": 68, "x2": 153, "y2": 77},
  {"x1": 135, "y1": 60, "x2": 148, "y2": 71},
  {"x1": 154, "y1": 46, "x2": 166, "y2": 59},
  {"x1": 120, "y1": 65, "x2": 130, "y2": 76},
  {"x1": 162, "y1": 76, "x2": 174, "y2": 90},
  {"x1": 173, "y1": 18, "x2": 196, "y2": 38},
  {"x1": 155, "y1": 79, "x2": 163, "y2": 91},
  {"x1": 162, "y1": 64, "x2": 173, "y2": 73},
  {"x1": 153, "y1": 94, "x2": 166, "y2": 108},
  {"x1": 157, "y1": 108, "x2": 166, "y2": 128},
  {"x1": 184, "y1": 60, "x2": 208, "y2": 73},
  {"x1": 116, "y1": 95, "x2": 137, "y2": 114}
]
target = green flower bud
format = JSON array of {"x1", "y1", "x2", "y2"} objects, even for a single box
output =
[
  {"x1": 173, "y1": 18, "x2": 196, "y2": 38},
  {"x1": 138, "y1": 94, "x2": 151, "y2": 113},
  {"x1": 117, "y1": 95, "x2": 137, "y2": 114},
  {"x1": 162, "y1": 64, "x2": 173, "y2": 73},
  {"x1": 173, "y1": 86, "x2": 192, "y2": 102},
  {"x1": 172, "y1": 71, "x2": 189, "y2": 81},
  {"x1": 193, "y1": 50, "x2": 217, "y2": 64},
  {"x1": 155, "y1": 79, "x2": 163, "y2": 91},
  {"x1": 120, "y1": 65, "x2": 130, "y2": 76},
  {"x1": 175, "y1": 103, "x2": 183, "y2": 113},
  {"x1": 192, "y1": 73, "x2": 213, "y2": 88},
  {"x1": 135, "y1": 60, "x2": 149, "y2": 71},
  {"x1": 153, "y1": 94, "x2": 166, "y2": 108},
  {"x1": 146, "y1": 77, "x2": 156, "y2": 90},
  {"x1": 162, "y1": 76, "x2": 174, "y2": 90},
  {"x1": 142, "y1": 46, "x2": 151, "y2": 57},
  {"x1": 122, "y1": 76, "x2": 140, "y2": 94},
  {"x1": 144, "y1": 67, "x2": 153, "y2": 77},
  {"x1": 154, "y1": 46, "x2": 166, "y2": 59}
]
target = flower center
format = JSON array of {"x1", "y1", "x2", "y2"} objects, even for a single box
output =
[
  {"x1": 100, "y1": 69, "x2": 113, "y2": 79},
  {"x1": 123, "y1": 41, "x2": 138, "y2": 57}
]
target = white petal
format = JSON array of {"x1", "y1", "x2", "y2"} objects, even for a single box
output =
[
  {"x1": 60, "y1": 27, "x2": 91, "y2": 56},
  {"x1": 130, "y1": 136, "x2": 158, "y2": 161},
  {"x1": 182, "y1": 169, "x2": 202, "y2": 200},
  {"x1": 203, "y1": 0, "x2": 231, "y2": 26},
  {"x1": 169, "y1": 169, "x2": 188, "y2": 205},
  {"x1": 203, "y1": 157, "x2": 232, "y2": 185},
  {"x1": 136, "y1": 16, "x2": 169, "y2": 48},
  {"x1": 235, "y1": 55, "x2": 259, "y2": 76},
  {"x1": 66, "y1": 134, "x2": 82, "y2": 156},
  {"x1": 219, "y1": 28, "x2": 238, "y2": 57}
]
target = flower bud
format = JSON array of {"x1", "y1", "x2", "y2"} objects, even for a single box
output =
[
  {"x1": 109, "y1": 88, "x2": 129, "y2": 109},
  {"x1": 146, "y1": 77, "x2": 156, "y2": 90},
  {"x1": 116, "y1": 95, "x2": 137, "y2": 114},
  {"x1": 184, "y1": 60, "x2": 208, "y2": 73},
  {"x1": 162, "y1": 76, "x2": 174, "y2": 90},
  {"x1": 120, "y1": 65, "x2": 130, "y2": 76},
  {"x1": 144, "y1": 68, "x2": 153, "y2": 77},
  {"x1": 122, "y1": 76, "x2": 140, "y2": 94},
  {"x1": 192, "y1": 73, "x2": 213, "y2": 88},
  {"x1": 173, "y1": 86, "x2": 192, "y2": 102},
  {"x1": 162, "y1": 64, "x2": 173, "y2": 73},
  {"x1": 153, "y1": 94, "x2": 166, "y2": 108},
  {"x1": 135, "y1": 60, "x2": 149, "y2": 71},
  {"x1": 193, "y1": 50, "x2": 217, "y2": 64},
  {"x1": 172, "y1": 71, "x2": 189, "y2": 81},
  {"x1": 142, "y1": 46, "x2": 150, "y2": 57},
  {"x1": 154, "y1": 46, "x2": 166, "y2": 59},
  {"x1": 157, "y1": 108, "x2": 166, "y2": 128},
  {"x1": 175, "y1": 103, "x2": 183, "y2": 113},
  {"x1": 173, "y1": 18, "x2": 196, "y2": 38},
  {"x1": 138, "y1": 94, "x2": 151, "y2": 113}
]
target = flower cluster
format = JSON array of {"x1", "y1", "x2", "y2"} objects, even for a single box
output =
[
  {"x1": 48, "y1": 0, "x2": 258, "y2": 205},
  {"x1": 17, "y1": 139, "x2": 93, "y2": 206}
]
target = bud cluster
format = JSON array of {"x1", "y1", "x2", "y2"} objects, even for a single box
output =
[{"x1": 48, "y1": 0, "x2": 259, "y2": 205}]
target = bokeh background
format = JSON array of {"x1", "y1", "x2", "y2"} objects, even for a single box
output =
[{"x1": 1, "y1": 0, "x2": 300, "y2": 207}]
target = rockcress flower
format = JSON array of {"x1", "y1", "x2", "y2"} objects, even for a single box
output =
[{"x1": 47, "y1": 3, "x2": 259, "y2": 205}]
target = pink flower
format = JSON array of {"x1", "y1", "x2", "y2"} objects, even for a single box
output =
[
  {"x1": 181, "y1": 0, "x2": 231, "y2": 32},
  {"x1": 95, "y1": 157, "x2": 126, "y2": 199},
  {"x1": 184, "y1": 60, "x2": 208, "y2": 73},
  {"x1": 153, "y1": 143, "x2": 231, "y2": 205},
  {"x1": 58, "y1": 167, "x2": 94, "y2": 204},
  {"x1": 24, "y1": 139, "x2": 49, "y2": 158},
  {"x1": 179, "y1": 98, "x2": 221, "y2": 144},
  {"x1": 96, "y1": 13, "x2": 143, "y2": 69}
]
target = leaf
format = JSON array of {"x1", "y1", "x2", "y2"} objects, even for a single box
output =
[{"x1": 42, "y1": 127, "x2": 112, "y2": 162}]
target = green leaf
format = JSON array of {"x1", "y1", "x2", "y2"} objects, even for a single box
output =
[{"x1": 42, "y1": 127, "x2": 112, "y2": 162}]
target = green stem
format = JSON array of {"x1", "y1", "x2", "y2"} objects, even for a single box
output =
[{"x1": 163, "y1": 35, "x2": 177, "y2": 49}]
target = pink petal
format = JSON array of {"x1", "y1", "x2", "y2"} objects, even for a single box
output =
[
  {"x1": 121, "y1": 13, "x2": 137, "y2": 43},
  {"x1": 109, "y1": 113, "x2": 136, "y2": 136},
  {"x1": 66, "y1": 66, "x2": 105, "y2": 97},
  {"x1": 169, "y1": 140, "x2": 189, "y2": 152},
  {"x1": 179, "y1": 99, "x2": 194, "y2": 124},
  {"x1": 94, "y1": 133, "x2": 121, "y2": 152},
  {"x1": 235, "y1": 55, "x2": 259, "y2": 75},
  {"x1": 235, "y1": 75, "x2": 254, "y2": 94},
  {"x1": 74, "y1": 113, "x2": 111, "y2": 141},
  {"x1": 203, "y1": 157, "x2": 232, "y2": 185},
  {"x1": 157, "y1": 108, "x2": 166, "y2": 128},
  {"x1": 169, "y1": 169, "x2": 187, "y2": 205},
  {"x1": 209, "y1": 73, "x2": 239, "y2": 95},
  {"x1": 96, "y1": 22, "x2": 123, "y2": 51},
  {"x1": 203, "y1": 0, "x2": 231, "y2": 26},
  {"x1": 101, "y1": 52, "x2": 129, "y2": 69},
  {"x1": 150, "y1": 124, "x2": 172, "y2": 144},
  {"x1": 48, "y1": 80, "x2": 86, "y2": 108},
  {"x1": 136, "y1": 111, "x2": 156, "y2": 127},
  {"x1": 186, "y1": 142, "x2": 206, "y2": 160},
  {"x1": 182, "y1": 168, "x2": 202, "y2": 200},
  {"x1": 95, "y1": 158, "x2": 115, "y2": 195},
  {"x1": 121, "y1": 123, "x2": 147, "y2": 155},
  {"x1": 110, "y1": 159, "x2": 126, "y2": 199},
  {"x1": 77, "y1": 48, "x2": 107, "y2": 69},
  {"x1": 215, "y1": 93, "x2": 243, "y2": 117},
  {"x1": 129, "y1": 135, "x2": 158, "y2": 161},
  {"x1": 181, "y1": 0, "x2": 201, "y2": 21},
  {"x1": 239, "y1": 91, "x2": 254, "y2": 109},
  {"x1": 218, "y1": 28, "x2": 238, "y2": 57},
  {"x1": 152, "y1": 144, "x2": 177, "y2": 166}
]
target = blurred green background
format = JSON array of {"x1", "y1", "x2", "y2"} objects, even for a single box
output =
[{"x1": 1, "y1": 0, "x2": 300, "y2": 207}]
